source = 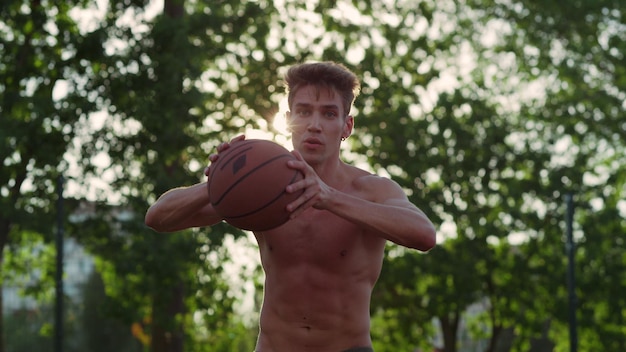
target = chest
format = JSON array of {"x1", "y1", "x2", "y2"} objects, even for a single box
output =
[{"x1": 255, "y1": 209, "x2": 382, "y2": 269}]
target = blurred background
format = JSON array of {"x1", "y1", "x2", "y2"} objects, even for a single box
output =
[{"x1": 1, "y1": 0, "x2": 624, "y2": 351}]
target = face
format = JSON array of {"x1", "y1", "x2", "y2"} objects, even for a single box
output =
[{"x1": 286, "y1": 85, "x2": 353, "y2": 165}]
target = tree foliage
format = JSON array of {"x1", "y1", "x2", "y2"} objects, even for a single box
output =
[
  {"x1": 1, "y1": 1, "x2": 101, "y2": 351},
  {"x1": 359, "y1": 1, "x2": 626, "y2": 351},
  {"x1": 1, "y1": 0, "x2": 624, "y2": 351}
]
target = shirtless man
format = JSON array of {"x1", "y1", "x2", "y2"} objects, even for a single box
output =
[{"x1": 145, "y1": 61, "x2": 436, "y2": 352}]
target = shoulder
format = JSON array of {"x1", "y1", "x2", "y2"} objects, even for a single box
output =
[{"x1": 347, "y1": 166, "x2": 407, "y2": 202}]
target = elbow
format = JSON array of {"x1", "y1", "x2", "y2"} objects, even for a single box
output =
[
  {"x1": 411, "y1": 225, "x2": 437, "y2": 252},
  {"x1": 420, "y1": 233, "x2": 437, "y2": 252},
  {"x1": 144, "y1": 208, "x2": 163, "y2": 232},
  {"x1": 144, "y1": 212, "x2": 157, "y2": 230}
]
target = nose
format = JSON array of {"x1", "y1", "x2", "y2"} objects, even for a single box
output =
[{"x1": 306, "y1": 114, "x2": 322, "y2": 132}]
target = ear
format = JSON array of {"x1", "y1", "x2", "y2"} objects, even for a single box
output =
[{"x1": 342, "y1": 115, "x2": 354, "y2": 139}]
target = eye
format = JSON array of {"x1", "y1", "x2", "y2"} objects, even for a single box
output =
[
  {"x1": 296, "y1": 109, "x2": 311, "y2": 117},
  {"x1": 323, "y1": 110, "x2": 338, "y2": 118}
]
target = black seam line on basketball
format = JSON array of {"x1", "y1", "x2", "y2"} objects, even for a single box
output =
[
  {"x1": 218, "y1": 143, "x2": 259, "y2": 171},
  {"x1": 212, "y1": 154, "x2": 294, "y2": 207},
  {"x1": 208, "y1": 141, "x2": 260, "y2": 190},
  {"x1": 225, "y1": 170, "x2": 301, "y2": 219}
]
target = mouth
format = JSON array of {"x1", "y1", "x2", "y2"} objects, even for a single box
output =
[{"x1": 303, "y1": 137, "x2": 322, "y2": 146}]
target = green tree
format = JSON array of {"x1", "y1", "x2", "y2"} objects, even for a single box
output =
[
  {"x1": 359, "y1": 0, "x2": 626, "y2": 351},
  {"x1": 78, "y1": 0, "x2": 625, "y2": 350},
  {"x1": 0, "y1": 1, "x2": 101, "y2": 350},
  {"x1": 494, "y1": 0, "x2": 626, "y2": 350},
  {"x1": 3, "y1": 0, "x2": 624, "y2": 351},
  {"x1": 4, "y1": 307, "x2": 54, "y2": 352},
  {"x1": 79, "y1": 270, "x2": 138, "y2": 352},
  {"x1": 70, "y1": 0, "x2": 281, "y2": 350},
  {"x1": 4, "y1": 297, "x2": 88, "y2": 352}
]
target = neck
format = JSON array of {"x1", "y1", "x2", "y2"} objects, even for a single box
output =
[{"x1": 311, "y1": 158, "x2": 346, "y2": 186}]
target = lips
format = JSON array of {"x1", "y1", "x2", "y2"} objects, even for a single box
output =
[{"x1": 304, "y1": 137, "x2": 322, "y2": 145}]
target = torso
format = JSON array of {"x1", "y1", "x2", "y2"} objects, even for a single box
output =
[{"x1": 253, "y1": 170, "x2": 387, "y2": 352}]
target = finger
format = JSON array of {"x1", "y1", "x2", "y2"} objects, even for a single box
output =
[
  {"x1": 206, "y1": 151, "x2": 222, "y2": 176},
  {"x1": 286, "y1": 183, "x2": 317, "y2": 210},
  {"x1": 286, "y1": 186, "x2": 308, "y2": 212},
  {"x1": 288, "y1": 150, "x2": 315, "y2": 176},
  {"x1": 231, "y1": 135, "x2": 246, "y2": 143},
  {"x1": 287, "y1": 161, "x2": 306, "y2": 176},
  {"x1": 285, "y1": 177, "x2": 306, "y2": 194},
  {"x1": 291, "y1": 149, "x2": 303, "y2": 160},
  {"x1": 218, "y1": 135, "x2": 245, "y2": 153},
  {"x1": 288, "y1": 195, "x2": 317, "y2": 218},
  {"x1": 287, "y1": 156, "x2": 309, "y2": 173}
]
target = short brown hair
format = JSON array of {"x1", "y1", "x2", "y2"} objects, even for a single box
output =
[{"x1": 284, "y1": 61, "x2": 361, "y2": 116}]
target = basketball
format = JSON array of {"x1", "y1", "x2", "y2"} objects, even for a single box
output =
[{"x1": 207, "y1": 139, "x2": 304, "y2": 231}]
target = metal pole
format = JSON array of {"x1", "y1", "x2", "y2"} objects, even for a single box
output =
[
  {"x1": 565, "y1": 193, "x2": 577, "y2": 352},
  {"x1": 55, "y1": 175, "x2": 64, "y2": 352}
]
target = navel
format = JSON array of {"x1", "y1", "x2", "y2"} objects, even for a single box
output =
[
  {"x1": 340, "y1": 249, "x2": 348, "y2": 257},
  {"x1": 301, "y1": 317, "x2": 311, "y2": 331}
]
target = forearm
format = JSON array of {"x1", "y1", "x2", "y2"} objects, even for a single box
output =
[
  {"x1": 145, "y1": 183, "x2": 222, "y2": 232},
  {"x1": 326, "y1": 190, "x2": 436, "y2": 251}
]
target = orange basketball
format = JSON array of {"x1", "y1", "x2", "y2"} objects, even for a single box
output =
[{"x1": 208, "y1": 139, "x2": 304, "y2": 231}]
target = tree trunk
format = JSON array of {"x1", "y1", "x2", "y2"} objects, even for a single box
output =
[
  {"x1": 0, "y1": 260, "x2": 4, "y2": 352},
  {"x1": 150, "y1": 2, "x2": 187, "y2": 351},
  {"x1": 151, "y1": 282, "x2": 185, "y2": 352},
  {"x1": 0, "y1": 219, "x2": 10, "y2": 352},
  {"x1": 439, "y1": 313, "x2": 460, "y2": 352},
  {"x1": 486, "y1": 324, "x2": 502, "y2": 352},
  {"x1": 164, "y1": 0, "x2": 184, "y2": 19}
]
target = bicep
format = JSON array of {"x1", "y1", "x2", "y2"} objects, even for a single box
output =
[
  {"x1": 365, "y1": 176, "x2": 419, "y2": 210},
  {"x1": 383, "y1": 191, "x2": 423, "y2": 216}
]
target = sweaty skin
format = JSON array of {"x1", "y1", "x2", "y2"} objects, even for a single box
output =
[{"x1": 145, "y1": 85, "x2": 436, "y2": 352}]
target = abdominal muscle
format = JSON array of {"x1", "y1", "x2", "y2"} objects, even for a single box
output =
[
  {"x1": 253, "y1": 209, "x2": 386, "y2": 352},
  {"x1": 256, "y1": 263, "x2": 373, "y2": 351}
]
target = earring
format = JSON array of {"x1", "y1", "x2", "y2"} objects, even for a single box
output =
[{"x1": 341, "y1": 137, "x2": 346, "y2": 141}]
